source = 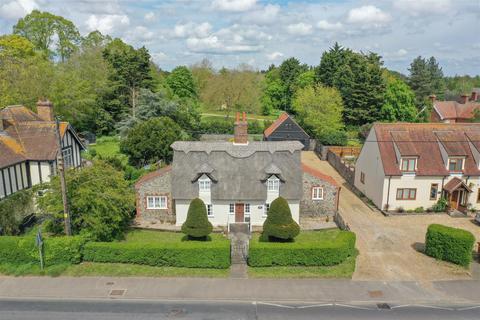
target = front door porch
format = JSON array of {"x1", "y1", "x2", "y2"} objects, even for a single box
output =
[{"x1": 442, "y1": 177, "x2": 472, "y2": 213}]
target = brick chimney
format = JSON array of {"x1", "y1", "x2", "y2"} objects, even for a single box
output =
[
  {"x1": 233, "y1": 112, "x2": 248, "y2": 144},
  {"x1": 471, "y1": 91, "x2": 479, "y2": 102},
  {"x1": 36, "y1": 99, "x2": 54, "y2": 121},
  {"x1": 460, "y1": 94, "x2": 469, "y2": 104},
  {"x1": 429, "y1": 94, "x2": 436, "y2": 103}
]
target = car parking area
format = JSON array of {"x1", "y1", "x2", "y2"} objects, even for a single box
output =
[{"x1": 302, "y1": 151, "x2": 480, "y2": 281}]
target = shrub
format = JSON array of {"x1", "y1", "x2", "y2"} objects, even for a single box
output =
[
  {"x1": 181, "y1": 198, "x2": 213, "y2": 239},
  {"x1": 83, "y1": 240, "x2": 230, "y2": 268},
  {"x1": 432, "y1": 197, "x2": 448, "y2": 212},
  {"x1": 249, "y1": 231, "x2": 356, "y2": 267},
  {"x1": 414, "y1": 207, "x2": 424, "y2": 213},
  {"x1": 262, "y1": 197, "x2": 300, "y2": 241},
  {"x1": 319, "y1": 130, "x2": 348, "y2": 146},
  {"x1": 0, "y1": 190, "x2": 34, "y2": 235},
  {"x1": 0, "y1": 235, "x2": 85, "y2": 266},
  {"x1": 425, "y1": 224, "x2": 475, "y2": 267},
  {"x1": 396, "y1": 206, "x2": 404, "y2": 213}
]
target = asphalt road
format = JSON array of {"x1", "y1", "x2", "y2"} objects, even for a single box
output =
[{"x1": 0, "y1": 299, "x2": 480, "y2": 320}]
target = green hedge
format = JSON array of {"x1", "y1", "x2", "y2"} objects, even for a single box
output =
[
  {"x1": 83, "y1": 240, "x2": 230, "y2": 269},
  {"x1": 0, "y1": 236, "x2": 85, "y2": 265},
  {"x1": 425, "y1": 224, "x2": 475, "y2": 267},
  {"x1": 248, "y1": 231, "x2": 356, "y2": 267}
]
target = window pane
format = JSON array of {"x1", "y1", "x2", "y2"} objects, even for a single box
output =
[
  {"x1": 401, "y1": 160, "x2": 408, "y2": 171},
  {"x1": 408, "y1": 159, "x2": 415, "y2": 171},
  {"x1": 148, "y1": 197, "x2": 154, "y2": 208},
  {"x1": 160, "y1": 197, "x2": 166, "y2": 208},
  {"x1": 409, "y1": 189, "x2": 416, "y2": 199},
  {"x1": 229, "y1": 204, "x2": 234, "y2": 213},
  {"x1": 396, "y1": 189, "x2": 403, "y2": 199}
]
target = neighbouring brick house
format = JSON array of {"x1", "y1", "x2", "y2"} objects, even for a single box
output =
[
  {"x1": 430, "y1": 91, "x2": 480, "y2": 123},
  {"x1": 134, "y1": 112, "x2": 339, "y2": 228}
]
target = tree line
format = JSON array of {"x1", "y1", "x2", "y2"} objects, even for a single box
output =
[{"x1": 1, "y1": 10, "x2": 479, "y2": 147}]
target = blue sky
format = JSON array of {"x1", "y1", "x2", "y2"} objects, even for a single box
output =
[{"x1": 0, "y1": 0, "x2": 479, "y2": 75}]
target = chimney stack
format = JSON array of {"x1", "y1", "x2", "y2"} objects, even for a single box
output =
[
  {"x1": 429, "y1": 94, "x2": 436, "y2": 104},
  {"x1": 233, "y1": 111, "x2": 248, "y2": 144},
  {"x1": 460, "y1": 94, "x2": 469, "y2": 104},
  {"x1": 36, "y1": 99, "x2": 54, "y2": 121},
  {"x1": 471, "y1": 91, "x2": 479, "y2": 102}
]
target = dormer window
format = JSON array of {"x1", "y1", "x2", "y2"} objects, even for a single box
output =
[
  {"x1": 448, "y1": 158, "x2": 464, "y2": 172},
  {"x1": 400, "y1": 158, "x2": 416, "y2": 172},
  {"x1": 199, "y1": 177, "x2": 211, "y2": 192},
  {"x1": 267, "y1": 176, "x2": 280, "y2": 192}
]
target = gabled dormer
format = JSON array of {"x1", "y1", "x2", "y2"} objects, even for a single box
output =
[
  {"x1": 391, "y1": 131, "x2": 418, "y2": 175},
  {"x1": 435, "y1": 131, "x2": 468, "y2": 175}
]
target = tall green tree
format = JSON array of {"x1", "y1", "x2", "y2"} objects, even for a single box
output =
[
  {"x1": 0, "y1": 34, "x2": 35, "y2": 58},
  {"x1": 292, "y1": 84, "x2": 344, "y2": 141},
  {"x1": 261, "y1": 66, "x2": 285, "y2": 115},
  {"x1": 120, "y1": 117, "x2": 188, "y2": 167},
  {"x1": 101, "y1": 38, "x2": 154, "y2": 126},
  {"x1": 166, "y1": 65, "x2": 198, "y2": 99},
  {"x1": 408, "y1": 56, "x2": 445, "y2": 106},
  {"x1": 315, "y1": 43, "x2": 386, "y2": 126},
  {"x1": 380, "y1": 73, "x2": 417, "y2": 122},
  {"x1": 13, "y1": 10, "x2": 81, "y2": 61},
  {"x1": 278, "y1": 57, "x2": 308, "y2": 112}
]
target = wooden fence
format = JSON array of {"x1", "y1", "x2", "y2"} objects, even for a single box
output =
[{"x1": 328, "y1": 146, "x2": 361, "y2": 158}]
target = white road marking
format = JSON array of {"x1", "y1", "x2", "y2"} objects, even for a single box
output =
[
  {"x1": 335, "y1": 303, "x2": 374, "y2": 310},
  {"x1": 297, "y1": 303, "x2": 334, "y2": 309},
  {"x1": 256, "y1": 302, "x2": 296, "y2": 309},
  {"x1": 457, "y1": 305, "x2": 480, "y2": 311}
]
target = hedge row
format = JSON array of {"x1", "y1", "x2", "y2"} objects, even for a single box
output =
[
  {"x1": 0, "y1": 236, "x2": 85, "y2": 265},
  {"x1": 425, "y1": 224, "x2": 475, "y2": 267},
  {"x1": 248, "y1": 231, "x2": 356, "y2": 267},
  {"x1": 83, "y1": 241, "x2": 231, "y2": 269}
]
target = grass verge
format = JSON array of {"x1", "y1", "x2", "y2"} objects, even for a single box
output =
[{"x1": 248, "y1": 251, "x2": 358, "y2": 279}]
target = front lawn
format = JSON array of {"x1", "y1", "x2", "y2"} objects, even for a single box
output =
[{"x1": 248, "y1": 253, "x2": 358, "y2": 279}]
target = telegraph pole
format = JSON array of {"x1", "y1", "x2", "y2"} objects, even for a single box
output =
[{"x1": 55, "y1": 117, "x2": 72, "y2": 236}]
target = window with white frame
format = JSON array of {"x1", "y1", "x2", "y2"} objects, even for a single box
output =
[
  {"x1": 312, "y1": 187, "x2": 324, "y2": 200},
  {"x1": 264, "y1": 203, "x2": 270, "y2": 216},
  {"x1": 62, "y1": 148, "x2": 73, "y2": 168},
  {"x1": 267, "y1": 176, "x2": 280, "y2": 192},
  {"x1": 146, "y1": 196, "x2": 167, "y2": 209},
  {"x1": 199, "y1": 178, "x2": 211, "y2": 192},
  {"x1": 207, "y1": 204, "x2": 213, "y2": 216},
  {"x1": 448, "y1": 158, "x2": 464, "y2": 172},
  {"x1": 229, "y1": 203, "x2": 235, "y2": 213},
  {"x1": 400, "y1": 158, "x2": 416, "y2": 172},
  {"x1": 244, "y1": 203, "x2": 250, "y2": 213}
]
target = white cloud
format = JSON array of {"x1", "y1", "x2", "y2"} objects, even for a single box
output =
[
  {"x1": 186, "y1": 35, "x2": 262, "y2": 54},
  {"x1": 266, "y1": 51, "x2": 283, "y2": 60},
  {"x1": 286, "y1": 22, "x2": 313, "y2": 35},
  {"x1": 347, "y1": 5, "x2": 391, "y2": 25},
  {"x1": 144, "y1": 12, "x2": 155, "y2": 21},
  {"x1": 317, "y1": 20, "x2": 343, "y2": 31},
  {"x1": 126, "y1": 26, "x2": 155, "y2": 42},
  {"x1": 212, "y1": 0, "x2": 256, "y2": 12},
  {"x1": 0, "y1": 0, "x2": 38, "y2": 20},
  {"x1": 394, "y1": 0, "x2": 451, "y2": 16},
  {"x1": 86, "y1": 14, "x2": 130, "y2": 34},
  {"x1": 173, "y1": 22, "x2": 213, "y2": 38},
  {"x1": 151, "y1": 52, "x2": 168, "y2": 63},
  {"x1": 396, "y1": 48, "x2": 408, "y2": 57},
  {"x1": 242, "y1": 4, "x2": 280, "y2": 25}
]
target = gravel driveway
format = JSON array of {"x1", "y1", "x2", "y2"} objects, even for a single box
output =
[{"x1": 302, "y1": 152, "x2": 480, "y2": 281}]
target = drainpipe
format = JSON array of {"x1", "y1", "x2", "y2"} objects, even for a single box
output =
[{"x1": 386, "y1": 176, "x2": 391, "y2": 211}]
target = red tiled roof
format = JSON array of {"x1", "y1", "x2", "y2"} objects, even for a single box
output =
[
  {"x1": 433, "y1": 101, "x2": 480, "y2": 120},
  {"x1": 264, "y1": 112, "x2": 290, "y2": 138},
  {"x1": 135, "y1": 165, "x2": 172, "y2": 189},
  {"x1": 301, "y1": 163, "x2": 339, "y2": 188},
  {"x1": 0, "y1": 106, "x2": 74, "y2": 168},
  {"x1": 443, "y1": 177, "x2": 472, "y2": 193},
  {"x1": 372, "y1": 123, "x2": 480, "y2": 176}
]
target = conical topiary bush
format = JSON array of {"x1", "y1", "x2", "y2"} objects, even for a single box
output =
[
  {"x1": 262, "y1": 197, "x2": 300, "y2": 241},
  {"x1": 181, "y1": 198, "x2": 213, "y2": 240}
]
